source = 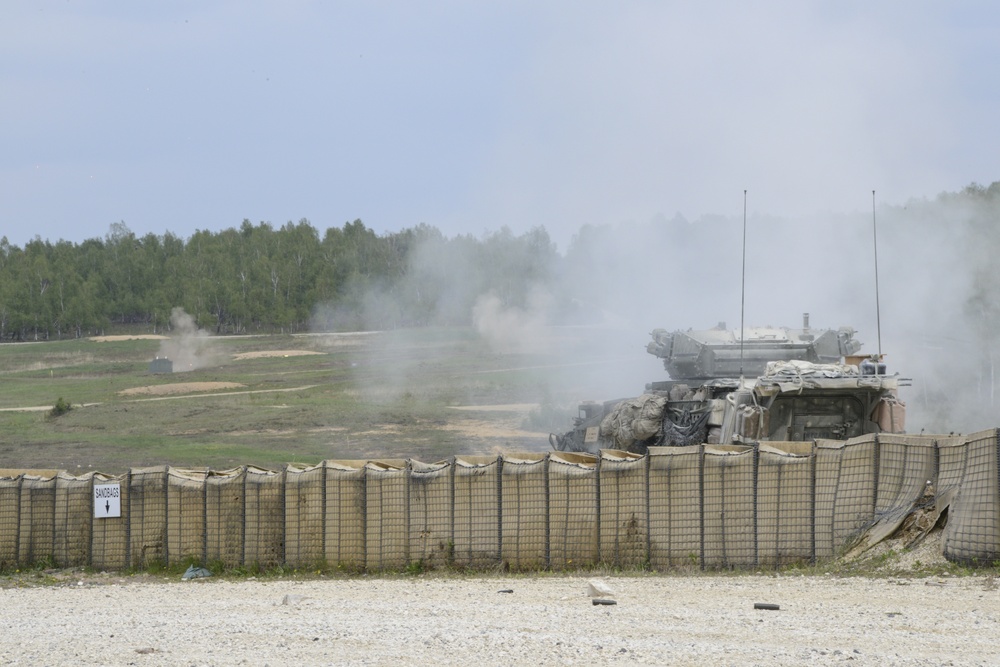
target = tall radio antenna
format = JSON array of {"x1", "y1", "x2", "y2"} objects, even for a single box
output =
[
  {"x1": 740, "y1": 189, "x2": 747, "y2": 378},
  {"x1": 872, "y1": 190, "x2": 883, "y2": 358}
]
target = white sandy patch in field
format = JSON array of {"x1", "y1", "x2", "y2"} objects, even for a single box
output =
[
  {"x1": 357, "y1": 416, "x2": 544, "y2": 441},
  {"x1": 295, "y1": 331, "x2": 381, "y2": 347},
  {"x1": 232, "y1": 350, "x2": 325, "y2": 360},
  {"x1": 119, "y1": 382, "x2": 245, "y2": 396},
  {"x1": 439, "y1": 419, "x2": 546, "y2": 439},
  {"x1": 89, "y1": 335, "x2": 167, "y2": 341},
  {"x1": 443, "y1": 406, "x2": 546, "y2": 439}
]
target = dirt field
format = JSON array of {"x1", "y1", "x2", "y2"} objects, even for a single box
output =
[
  {"x1": 231, "y1": 349, "x2": 326, "y2": 360},
  {"x1": 118, "y1": 382, "x2": 246, "y2": 397},
  {"x1": 1, "y1": 572, "x2": 997, "y2": 666},
  {"x1": 0, "y1": 327, "x2": 643, "y2": 470}
]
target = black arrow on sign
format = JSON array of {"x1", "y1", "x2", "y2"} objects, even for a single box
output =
[{"x1": 105, "y1": 500, "x2": 110, "y2": 514}]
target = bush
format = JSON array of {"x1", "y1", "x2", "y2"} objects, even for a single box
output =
[{"x1": 50, "y1": 397, "x2": 73, "y2": 417}]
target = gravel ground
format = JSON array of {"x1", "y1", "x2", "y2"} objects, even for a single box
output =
[{"x1": 1, "y1": 571, "x2": 998, "y2": 666}]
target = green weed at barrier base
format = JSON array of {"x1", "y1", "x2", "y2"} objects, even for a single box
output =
[
  {"x1": 0, "y1": 555, "x2": 58, "y2": 577},
  {"x1": 129, "y1": 559, "x2": 168, "y2": 576},
  {"x1": 327, "y1": 561, "x2": 366, "y2": 575},
  {"x1": 205, "y1": 560, "x2": 228, "y2": 576}
]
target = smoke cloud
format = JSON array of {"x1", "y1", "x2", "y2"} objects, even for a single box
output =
[
  {"x1": 310, "y1": 187, "x2": 1000, "y2": 436},
  {"x1": 156, "y1": 307, "x2": 222, "y2": 372},
  {"x1": 472, "y1": 288, "x2": 553, "y2": 355}
]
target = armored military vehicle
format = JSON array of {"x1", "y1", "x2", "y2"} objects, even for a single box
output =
[{"x1": 549, "y1": 314, "x2": 907, "y2": 454}]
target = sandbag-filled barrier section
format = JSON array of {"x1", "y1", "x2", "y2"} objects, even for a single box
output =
[{"x1": 1, "y1": 429, "x2": 998, "y2": 571}]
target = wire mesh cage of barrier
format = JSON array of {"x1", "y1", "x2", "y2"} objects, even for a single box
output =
[{"x1": 1, "y1": 429, "x2": 999, "y2": 572}]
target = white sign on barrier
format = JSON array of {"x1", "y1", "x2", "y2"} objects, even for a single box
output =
[{"x1": 94, "y1": 483, "x2": 121, "y2": 518}]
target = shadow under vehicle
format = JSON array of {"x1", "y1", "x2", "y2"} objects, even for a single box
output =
[{"x1": 549, "y1": 314, "x2": 907, "y2": 455}]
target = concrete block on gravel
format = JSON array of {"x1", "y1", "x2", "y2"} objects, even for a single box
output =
[{"x1": 587, "y1": 579, "x2": 615, "y2": 598}]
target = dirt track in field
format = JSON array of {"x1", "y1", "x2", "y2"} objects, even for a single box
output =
[
  {"x1": 89, "y1": 335, "x2": 167, "y2": 341},
  {"x1": 232, "y1": 349, "x2": 325, "y2": 360}
]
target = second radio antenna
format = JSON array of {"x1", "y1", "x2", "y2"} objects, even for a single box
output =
[
  {"x1": 740, "y1": 189, "x2": 747, "y2": 379},
  {"x1": 872, "y1": 190, "x2": 883, "y2": 359}
]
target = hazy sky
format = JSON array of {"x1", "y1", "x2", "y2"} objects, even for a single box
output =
[{"x1": 3, "y1": 1, "x2": 998, "y2": 251}]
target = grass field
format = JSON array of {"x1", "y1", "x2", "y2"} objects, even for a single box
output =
[{"x1": 0, "y1": 327, "x2": 650, "y2": 473}]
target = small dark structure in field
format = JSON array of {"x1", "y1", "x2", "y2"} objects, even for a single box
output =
[{"x1": 148, "y1": 357, "x2": 173, "y2": 374}]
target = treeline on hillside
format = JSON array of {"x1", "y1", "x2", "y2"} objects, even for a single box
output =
[{"x1": 0, "y1": 219, "x2": 561, "y2": 340}]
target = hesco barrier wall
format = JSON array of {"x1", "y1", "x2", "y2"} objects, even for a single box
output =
[{"x1": 1, "y1": 429, "x2": 998, "y2": 571}]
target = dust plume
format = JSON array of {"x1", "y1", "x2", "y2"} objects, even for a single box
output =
[
  {"x1": 544, "y1": 188, "x2": 1000, "y2": 435},
  {"x1": 310, "y1": 184, "x2": 1000, "y2": 439},
  {"x1": 472, "y1": 288, "x2": 553, "y2": 355},
  {"x1": 156, "y1": 307, "x2": 222, "y2": 372}
]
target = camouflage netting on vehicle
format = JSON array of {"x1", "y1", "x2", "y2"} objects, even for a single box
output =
[
  {"x1": 660, "y1": 408, "x2": 711, "y2": 447},
  {"x1": 2, "y1": 430, "x2": 1000, "y2": 571},
  {"x1": 600, "y1": 394, "x2": 667, "y2": 450}
]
